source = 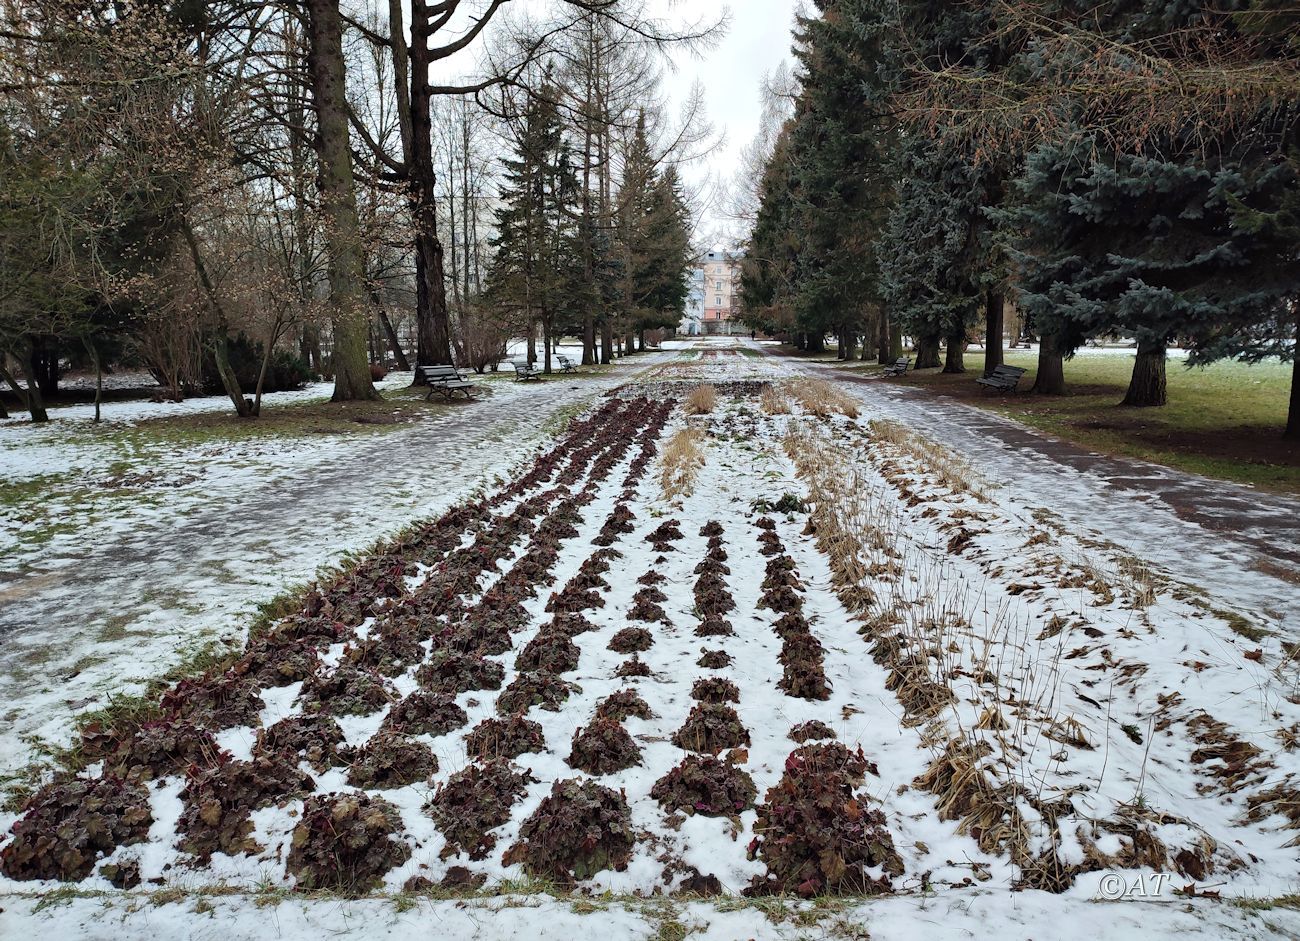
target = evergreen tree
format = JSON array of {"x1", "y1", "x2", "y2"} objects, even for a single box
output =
[
  {"x1": 613, "y1": 114, "x2": 694, "y2": 347},
  {"x1": 878, "y1": 141, "x2": 992, "y2": 372},
  {"x1": 739, "y1": 124, "x2": 801, "y2": 339},
  {"x1": 486, "y1": 84, "x2": 582, "y2": 374},
  {"x1": 788, "y1": 0, "x2": 898, "y2": 360},
  {"x1": 1005, "y1": 1, "x2": 1300, "y2": 413}
]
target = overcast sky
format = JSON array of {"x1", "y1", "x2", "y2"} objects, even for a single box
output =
[
  {"x1": 418, "y1": 0, "x2": 802, "y2": 243},
  {"x1": 655, "y1": 1, "x2": 801, "y2": 242}
]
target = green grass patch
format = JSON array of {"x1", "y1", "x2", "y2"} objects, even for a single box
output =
[{"x1": 889, "y1": 349, "x2": 1298, "y2": 493}]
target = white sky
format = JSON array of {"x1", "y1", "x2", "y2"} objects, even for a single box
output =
[
  {"x1": 414, "y1": 0, "x2": 801, "y2": 242},
  {"x1": 652, "y1": 1, "x2": 800, "y2": 240}
]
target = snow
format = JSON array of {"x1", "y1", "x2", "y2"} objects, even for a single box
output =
[
  {"x1": 3, "y1": 886, "x2": 1299, "y2": 940},
  {"x1": 0, "y1": 355, "x2": 670, "y2": 785},
  {"x1": 3, "y1": 338, "x2": 1299, "y2": 939}
]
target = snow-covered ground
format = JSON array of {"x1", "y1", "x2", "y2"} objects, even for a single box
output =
[
  {"x1": 0, "y1": 352, "x2": 669, "y2": 784},
  {"x1": 3, "y1": 339, "x2": 1298, "y2": 939},
  {"x1": 4, "y1": 884, "x2": 1298, "y2": 940},
  {"x1": 787, "y1": 345, "x2": 1300, "y2": 627}
]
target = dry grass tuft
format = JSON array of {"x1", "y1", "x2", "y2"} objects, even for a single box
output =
[
  {"x1": 784, "y1": 378, "x2": 860, "y2": 419},
  {"x1": 660, "y1": 428, "x2": 707, "y2": 499},
  {"x1": 760, "y1": 384, "x2": 791, "y2": 415},
  {"x1": 683, "y1": 384, "x2": 718, "y2": 415},
  {"x1": 868, "y1": 419, "x2": 986, "y2": 498}
]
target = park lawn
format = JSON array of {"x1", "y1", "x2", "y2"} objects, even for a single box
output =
[{"x1": 890, "y1": 348, "x2": 1299, "y2": 493}]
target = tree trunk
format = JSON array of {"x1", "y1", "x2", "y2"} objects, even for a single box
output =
[
  {"x1": 1033, "y1": 332, "x2": 1066, "y2": 395},
  {"x1": 806, "y1": 332, "x2": 825, "y2": 354},
  {"x1": 542, "y1": 316, "x2": 552, "y2": 374},
  {"x1": 600, "y1": 319, "x2": 613, "y2": 365},
  {"x1": 943, "y1": 328, "x2": 966, "y2": 373},
  {"x1": 915, "y1": 334, "x2": 941, "y2": 369},
  {"x1": 180, "y1": 217, "x2": 253, "y2": 417},
  {"x1": 83, "y1": 336, "x2": 102, "y2": 424},
  {"x1": 889, "y1": 317, "x2": 903, "y2": 359},
  {"x1": 984, "y1": 290, "x2": 1004, "y2": 376},
  {"x1": 0, "y1": 357, "x2": 47, "y2": 422},
  {"x1": 372, "y1": 294, "x2": 410, "y2": 370},
  {"x1": 527, "y1": 322, "x2": 537, "y2": 365},
  {"x1": 29, "y1": 335, "x2": 58, "y2": 400},
  {"x1": 874, "y1": 310, "x2": 888, "y2": 363},
  {"x1": 637, "y1": 329, "x2": 645, "y2": 352},
  {"x1": 306, "y1": 0, "x2": 380, "y2": 401},
  {"x1": 1122, "y1": 338, "x2": 1168, "y2": 407}
]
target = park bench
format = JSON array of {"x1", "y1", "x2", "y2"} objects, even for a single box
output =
[
  {"x1": 975, "y1": 364, "x2": 1027, "y2": 392},
  {"x1": 511, "y1": 359, "x2": 542, "y2": 381},
  {"x1": 416, "y1": 363, "x2": 475, "y2": 401},
  {"x1": 882, "y1": 357, "x2": 910, "y2": 377},
  {"x1": 557, "y1": 354, "x2": 578, "y2": 373}
]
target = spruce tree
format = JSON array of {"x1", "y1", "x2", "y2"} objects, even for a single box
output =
[
  {"x1": 486, "y1": 85, "x2": 581, "y2": 374},
  {"x1": 1006, "y1": 1, "x2": 1300, "y2": 410}
]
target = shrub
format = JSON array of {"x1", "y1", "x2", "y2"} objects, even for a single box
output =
[
  {"x1": 789, "y1": 720, "x2": 837, "y2": 743},
  {"x1": 615, "y1": 657, "x2": 652, "y2": 678},
  {"x1": 347, "y1": 732, "x2": 438, "y2": 789},
  {"x1": 779, "y1": 658, "x2": 832, "y2": 700},
  {"x1": 238, "y1": 638, "x2": 320, "y2": 687},
  {"x1": 759, "y1": 585, "x2": 804, "y2": 614},
  {"x1": 380, "y1": 690, "x2": 468, "y2": 738},
  {"x1": 256, "y1": 715, "x2": 351, "y2": 772},
  {"x1": 161, "y1": 673, "x2": 265, "y2": 730},
  {"x1": 496, "y1": 672, "x2": 577, "y2": 714},
  {"x1": 672, "y1": 704, "x2": 750, "y2": 754},
  {"x1": 779, "y1": 632, "x2": 825, "y2": 663},
  {"x1": 441, "y1": 620, "x2": 513, "y2": 656},
  {"x1": 344, "y1": 629, "x2": 425, "y2": 677},
  {"x1": 772, "y1": 612, "x2": 811, "y2": 639},
  {"x1": 503, "y1": 778, "x2": 635, "y2": 881},
  {"x1": 645, "y1": 520, "x2": 684, "y2": 548},
  {"x1": 515, "y1": 630, "x2": 582, "y2": 674},
  {"x1": 299, "y1": 663, "x2": 395, "y2": 716},
  {"x1": 286, "y1": 793, "x2": 411, "y2": 894},
  {"x1": 427, "y1": 761, "x2": 536, "y2": 860},
  {"x1": 370, "y1": 362, "x2": 389, "y2": 381},
  {"x1": 691, "y1": 677, "x2": 740, "y2": 704},
  {"x1": 568, "y1": 718, "x2": 643, "y2": 774},
  {"x1": 548, "y1": 612, "x2": 597, "y2": 636},
  {"x1": 545, "y1": 586, "x2": 606, "y2": 614},
  {"x1": 627, "y1": 598, "x2": 670, "y2": 624},
  {"x1": 609, "y1": 626, "x2": 654, "y2": 653},
  {"x1": 415, "y1": 651, "x2": 505, "y2": 695},
  {"x1": 0, "y1": 777, "x2": 153, "y2": 881},
  {"x1": 650, "y1": 755, "x2": 757, "y2": 816},
  {"x1": 105, "y1": 718, "x2": 223, "y2": 781},
  {"x1": 178, "y1": 754, "x2": 314, "y2": 861},
  {"x1": 697, "y1": 649, "x2": 732, "y2": 669},
  {"x1": 695, "y1": 617, "x2": 735, "y2": 638},
  {"x1": 595, "y1": 689, "x2": 654, "y2": 721},
  {"x1": 465, "y1": 714, "x2": 546, "y2": 759},
  {"x1": 746, "y1": 744, "x2": 900, "y2": 897}
]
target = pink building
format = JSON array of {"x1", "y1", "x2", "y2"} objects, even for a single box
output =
[{"x1": 699, "y1": 249, "x2": 743, "y2": 336}]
